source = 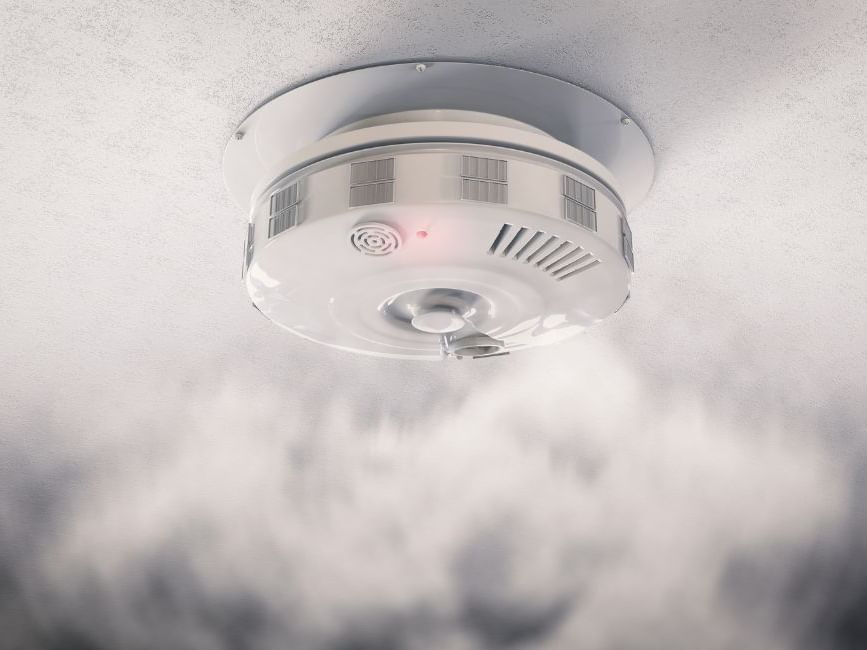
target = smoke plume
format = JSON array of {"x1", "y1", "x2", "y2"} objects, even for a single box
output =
[{"x1": 0, "y1": 342, "x2": 862, "y2": 649}]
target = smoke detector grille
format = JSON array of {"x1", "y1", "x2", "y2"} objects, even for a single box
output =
[
  {"x1": 563, "y1": 175, "x2": 595, "y2": 209},
  {"x1": 242, "y1": 222, "x2": 254, "y2": 276},
  {"x1": 488, "y1": 223, "x2": 599, "y2": 281},
  {"x1": 269, "y1": 206, "x2": 299, "y2": 237},
  {"x1": 621, "y1": 217, "x2": 634, "y2": 271},
  {"x1": 350, "y1": 222, "x2": 402, "y2": 256},
  {"x1": 350, "y1": 183, "x2": 394, "y2": 206},
  {"x1": 461, "y1": 155, "x2": 508, "y2": 204},
  {"x1": 350, "y1": 158, "x2": 395, "y2": 207},
  {"x1": 462, "y1": 155, "x2": 508, "y2": 182},
  {"x1": 268, "y1": 183, "x2": 301, "y2": 238},
  {"x1": 351, "y1": 158, "x2": 395, "y2": 184},
  {"x1": 562, "y1": 175, "x2": 597, "y2": 231},
  {"x1": 462, "y1": 179, "x2": 507, "y2": 203}
]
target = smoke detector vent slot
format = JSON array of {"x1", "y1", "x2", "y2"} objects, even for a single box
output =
[
  {"x1": 562, "y1": 175, "x2": 597, "y2": 231},
  {"x1": 269, "y1": 205, "x2": 299, "y2": 238},
  {"x1": 350, "y1": 158, "x2": 395, "y2": 207},
  {"x1": 350, "y1": 182, "x2": 394, "y2": 206},
  {"x1": 242, "y1": 222, "x2": 255, "y2": 276},
  {"x1": 621, "y1": 217, "x2": 634, "y2": 271},
  {"x1": 563, "y1": 200, "x2": 597, "y2": 231},
  {"x1": 562, "y1": 176, "x2": 595, "y2": 209},
  {"x1": 501, "y1": 226, "x2": 528, "y2": 257},
  {"x1": 463, "y1": 179, "x2": 507, "y2": 204},
  {"x1": 268, "y1": 182, "x2": 301, "y2": 238},
  {"x1": 462, "y1": 155, "x2": 508, "y2": 182},
  {"x1": 271, "y1": 183, "x2": 299, "y2": 214},
  {"x1": 488, "y1": 224, "x2": 599, "y2": 281},
  {"x1": 461, "y1": 155, "x2": 508, "y2": 204},
  {"x1": 351, "y1": 158, "x2": 395, "y2": 184},
  {"x1": 487, "y1": 223, "x2": 513, "y2": 255},
  {"x1": 542, "y1": 247, "x2": 588, "y2": 273},
  {"x1": 524, "y1": 235, "x2": 559, "y2": 264},
  {"x1": 557, "y1": 258, "x2": 600, "y2": 280}
]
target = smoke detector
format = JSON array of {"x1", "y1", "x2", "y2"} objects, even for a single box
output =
[{"x1": 224, "y1": 62, "x2": 653, "y2": 360}]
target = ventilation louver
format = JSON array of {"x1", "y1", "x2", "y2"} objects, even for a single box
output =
[
  {"x1": 268, "y1": 183, "x2": 301, "y2": 238},
  {"x1": 488, "y1": 223, "x2": 600, "y2": 281},
  {"x1": 461, "y1": 155, "x2": 508, "y2": 204},
  {"x1": 562, "y1": 175, "x2": 597, "y2": 231},
  {"x1": 242, "y1": 222, "x2": 254, "y2": 276},
  {"x1": 621, "y1": 217, "x2": 634, "y2": 271},
  {"x1": 349, "y1": 158, "x2": 395, "y2": 207}
]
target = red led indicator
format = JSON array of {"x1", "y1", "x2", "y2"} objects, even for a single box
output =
[{"x1": 416, "y1": 230, "x2": 429, "y2": 239}]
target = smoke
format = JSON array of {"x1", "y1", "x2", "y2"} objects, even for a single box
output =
[{"x1": 0, "y1": 342, "x2": 862, "y2": 650}]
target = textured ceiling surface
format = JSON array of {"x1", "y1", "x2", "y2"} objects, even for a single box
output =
[{"x1": 2, "y1": 2, "x2": 867, "y2": 649}]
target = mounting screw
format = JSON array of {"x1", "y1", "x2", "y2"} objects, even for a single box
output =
[
  {"x1": 620, "y1": 116, "x2": 632, "y2": 126},
  {"x1": 234, "y1": 131, "x2": 245, "y2": 140},
  {"x1": 415, "y1": 63, "x2": 427, "y2": 73}
]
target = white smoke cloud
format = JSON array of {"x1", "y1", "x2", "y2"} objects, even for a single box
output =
[{"x1": 1, "y1": 342, "x2": 855, "y2": 649}]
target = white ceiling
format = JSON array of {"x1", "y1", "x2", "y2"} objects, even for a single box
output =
[{"x1": 2, "y1": 2, "x2": 867, "y2": 648}]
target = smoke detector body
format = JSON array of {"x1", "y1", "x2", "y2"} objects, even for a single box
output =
[{"x1": 224, "y1": 62, "x2": 653, "y2": 360}]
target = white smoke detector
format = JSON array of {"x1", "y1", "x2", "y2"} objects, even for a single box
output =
[{"x1": 224, "y1": 62, "x2": 654, "y2": 360}]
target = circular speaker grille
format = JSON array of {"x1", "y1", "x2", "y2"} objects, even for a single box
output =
[{"x1": 350, "y1": 222, "x2": 401, "y2": 256}]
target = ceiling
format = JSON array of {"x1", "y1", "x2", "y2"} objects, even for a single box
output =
[{"x1": 1, "y1": 1, "x2": 866, "y2": 649}]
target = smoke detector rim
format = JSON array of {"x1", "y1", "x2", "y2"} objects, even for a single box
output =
[{"x1": 223, "y1": 61, "x2": 654, "y2": 213}]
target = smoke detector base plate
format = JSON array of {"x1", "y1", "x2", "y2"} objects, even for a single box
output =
[{"x1": 225, "y1": 62, "x2": 653, "y2": 360}]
